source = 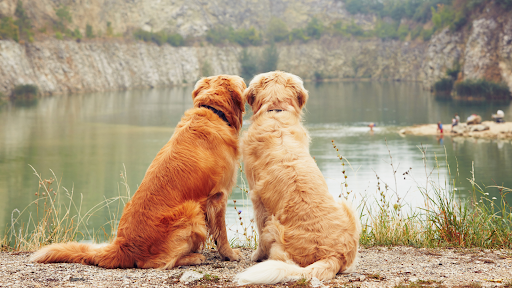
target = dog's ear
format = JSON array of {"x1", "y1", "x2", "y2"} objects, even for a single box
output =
[
  {"x1": 243, "y1": 86, "x2": 255, "y2": 107},
  {"x1": 288, "y1": 76, "x2": 309, "y2": 109},
  {"x1": 192, "y1": 77, "x2": 210, "y2": 100},
  {"x1": 233, "y1": 77, "x2": 247, "y2": 115}
]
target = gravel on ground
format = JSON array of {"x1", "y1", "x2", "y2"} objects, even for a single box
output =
[{"x1": 1, "y1": 246, "x2": 511, "y2": 287}]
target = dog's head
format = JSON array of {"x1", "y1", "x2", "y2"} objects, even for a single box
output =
[
  {"x1": 192, "y1": 75, "x2": 246, "y2": 131},
  {"x1": 243, "y1": 71, "x2": 308, "y2": 116}
]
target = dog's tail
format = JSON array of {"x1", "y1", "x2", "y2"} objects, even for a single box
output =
[
  {"x1": 236, "y1": 256, "x2": 342, "y2": 285},
  {"x1": 30, "y1": 240, "x2": 133, "y2": 268}
]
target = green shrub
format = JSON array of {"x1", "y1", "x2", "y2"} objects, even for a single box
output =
[
  {"x1": 55, "y1": 31, "x2": 63, "y2": 40},
  {"x1": 333, "y1": 20, "x2": 365, "y2": 37},
  {"x1": 86, "y1": 24, "x2": 94, "y2": 38},
  {"x1": 305, "y1": 17, "x2": 324, "y2": 39},
  {"x1": 410, "y1": 26, "x2": 423, "y2": 40},
  {"x1": 106, "y1": 22, "x2": 113, "y2": 37},
  {"x1": 266, "y1": 17, "x2": 289, "y2": 42},
  {"x1": 434, "y1": 78, "x2": 454, "y2": 92},
  {"x1": 455, "y1": 80, "x2": 512, "y2": 100},
  {"x1": 54, "y1": 5, "x2": 72, "y2": 33},
  {"x1": 421, "y1": 28, "x2": 434, "y2": 41},
  {"x1": 14, "y1": 0, "x2": 33, "y2": 41},
  {"x1": 239, "y1": 49, "x2": 258, "y2": 81},
  {"x1": 288, "y1": 28, "x2": 309, "y2": 42},
  {"x1": 11, "y1": 84, "x2": 39, "y2": 104},
  {"x1": 0, "y1": 17, "x2": 19, "y2": 42},
  {"x1": 431, "y1": 5, "x2": 454, "y2": 31},
  {"x1": 133, "y1": 29, "x2": 184, "y2": 47},
  {"x1": 231, "y1": 27, "x2": 262, "y2": 46},
  {"x1": 260, "y1": 42, "x2": 279, "y2": 72},
  {"x1": 72, "y1": 28, "x2": 82, "y2": 40},
  {"x1": 166, "y1": 33, "x2": 184, "y2": 47},
  {"x1": 206, "y1": 26, "x2": 231, "y2": 45},
  {"x1": 375, "y1": 20, "x2": 399, "y2": 40},
  {"x1": 201, "y1": 61, "x2": 213, "y2": 77},
  {"x1": 397, "y1": 24, "x2": 409, "y2": 41}
]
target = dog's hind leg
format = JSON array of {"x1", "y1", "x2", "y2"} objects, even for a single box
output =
[
  {"x1": 207, "y1": 191, "x2": 241, "y2": 261},
  {"x1": 146, "y1": 201, "x2": 207, "y2": 269}
]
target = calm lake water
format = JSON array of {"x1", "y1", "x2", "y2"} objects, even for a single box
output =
[{"x1": 1, "y1": 81, "x2": 511, "y2": 240}]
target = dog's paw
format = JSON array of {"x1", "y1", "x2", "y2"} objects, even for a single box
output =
[
  {"x1": 250, "y1": 249, "x2": 266, "y2": 262},
  {"x1": 221, "y1": 248, "x2": 242, "y2": 261}
]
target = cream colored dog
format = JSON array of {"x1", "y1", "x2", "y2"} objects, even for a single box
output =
[{"x1": 236, "y1": 71, "x2": 361, "y2": 285}]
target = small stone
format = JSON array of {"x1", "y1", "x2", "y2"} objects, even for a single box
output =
[{"x1": 179, "y1": 271, "x2": 203, "y2": 283}]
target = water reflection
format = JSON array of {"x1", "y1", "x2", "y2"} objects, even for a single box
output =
[{"x1": 0, "y1": 82, "x2": 510, "y2": 237}]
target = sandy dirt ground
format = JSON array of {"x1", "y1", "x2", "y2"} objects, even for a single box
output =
[{"x1": 1, "y1": 246, "x2": 511, "y2": 287}]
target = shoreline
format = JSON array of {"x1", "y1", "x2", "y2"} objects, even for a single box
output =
[
  {"x1": 1, "y1": 247, "x2": 511, "y2": 287},
  {"x1": 399, "y1": 121, "x2": 512, "y2": 140}
]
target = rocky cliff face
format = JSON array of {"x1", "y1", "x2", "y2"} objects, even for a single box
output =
[
  {"x1": 0, "y1": 37, "x2": 426, "y2": 95},
  {"x1": 0, "y1": 1, "x2": 512, "y2": 96},
  {"x1": 0, "y1": 0, "x2": 373, "y2": 37},
  {"x1": 421, "y1": 11, "x2": 512, "y2": 91}
]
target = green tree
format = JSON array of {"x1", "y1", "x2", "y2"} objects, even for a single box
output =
[
  {"x1": 106, "y1": 22, "x2": 113, "y2": 37},
  {"x1": 86, "y1": 24, "x2": 94, "y2": 38},
  {"x1": 55, "y1": 5, "x2": 72, "y2": 34},
  {"x1": 0, "y1": 17, "x2": 19, "y2": 41},
  {"x1": 239, "y1": 49, "x2": 258, "y2": 81},
  {"x1": 72, "y1": 28, "x2": 82, "y2": 40},
  {"x1": 260, "y1": 42, "x2": 279, "y2": 72},
  {"x1": 266, "y1": 17, "x2": 289, "y2": 42},
  {"x1": 305, "y1": 17, "x2": 324, "y2": 39},
  {"x1": 14, "y1": 0, "x2": 33, "y2": 41}
]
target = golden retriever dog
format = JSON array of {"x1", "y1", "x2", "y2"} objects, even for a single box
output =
[
  {"x1": 236, "y1": 71, "x2": 361, "y2": 285},
  {"x1": 31, "y1": 75, "x2": 246, "y2": 269}
]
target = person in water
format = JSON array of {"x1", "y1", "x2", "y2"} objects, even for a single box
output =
[{"x1": 437, "y1": 121, "x2": 443, "y2": 134}]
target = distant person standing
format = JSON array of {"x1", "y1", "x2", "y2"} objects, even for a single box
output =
[
  {"x1": 368, "y1": 122, "x2": 375, "y2": 131},
  {"x1": 452, "y1": 113, "x2": 459, "y2": 131},
  {"x1": 437, "y1": 121, "x2": 443, "y2": 134}
]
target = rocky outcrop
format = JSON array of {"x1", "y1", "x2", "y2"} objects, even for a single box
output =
[
  {"x1": 1, "y1": 1, "x2": 512, "y2": 96},
  {"x1": 0, "y1": 39, "x2": 241, "y2": 95},
  {"x1": 421, "y1": 28, "x2": 464, "y2": 88},
  {"x1": 463, "y1": 18, "x2": 502, "y2": 82},
  {"x1": 0, "y1": 0, "x2": 371, "y2": 37},
  {"x1": 0, "y1": 37, "x2": 427, "y2": 95}
]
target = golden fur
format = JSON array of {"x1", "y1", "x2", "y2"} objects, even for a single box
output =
[
  {"x1": 236, "y1": 71, "x2": 361, "y2": 285},
  {"x1": 31, "y1": 75, "x2": 246, "y2": 269}
]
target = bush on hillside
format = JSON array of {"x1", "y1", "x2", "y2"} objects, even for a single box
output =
[
  {"x1": 0, "y1": 17, "x2": 19, "y2": 42},
  {"x1": 266, "y1": 17, "x2": 289, "y2": 42},
  {"x1": 288, "y1": 28, "x2": 309, "y2": 42},
  {"x1": 86, "y1": 24, "x2": 94, "y2": 38},
  {"x1": 10, "y1": 84, "x2": 39, "y2": 104},
  {"x1": 231, "y1": 27, "x2": 262, "y2": 46},
  {"x1": 455, "y1": 80, "x2": 512, "y2": 100},
  {"x1": 260, "y1": 42, "x2": 279, "y2": 72},
  {"x1": 239, "y1": 49, "x2": 258, "y2": 81},
  {"x1": 305, "y1": 17, "x2": 324, "y2": 39},
  {"x1": 14, "y1": 0, "x2": 33, "y2": 41},
  {"x1": 434, "y1": 78, "x2": 454, "y2": 93},
  {"x1": 375, "y1": 20, "x2": 399, "y2": 40},
  {"x1": 133, "y1": 29, "x2": 184, "y2": 47}
]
